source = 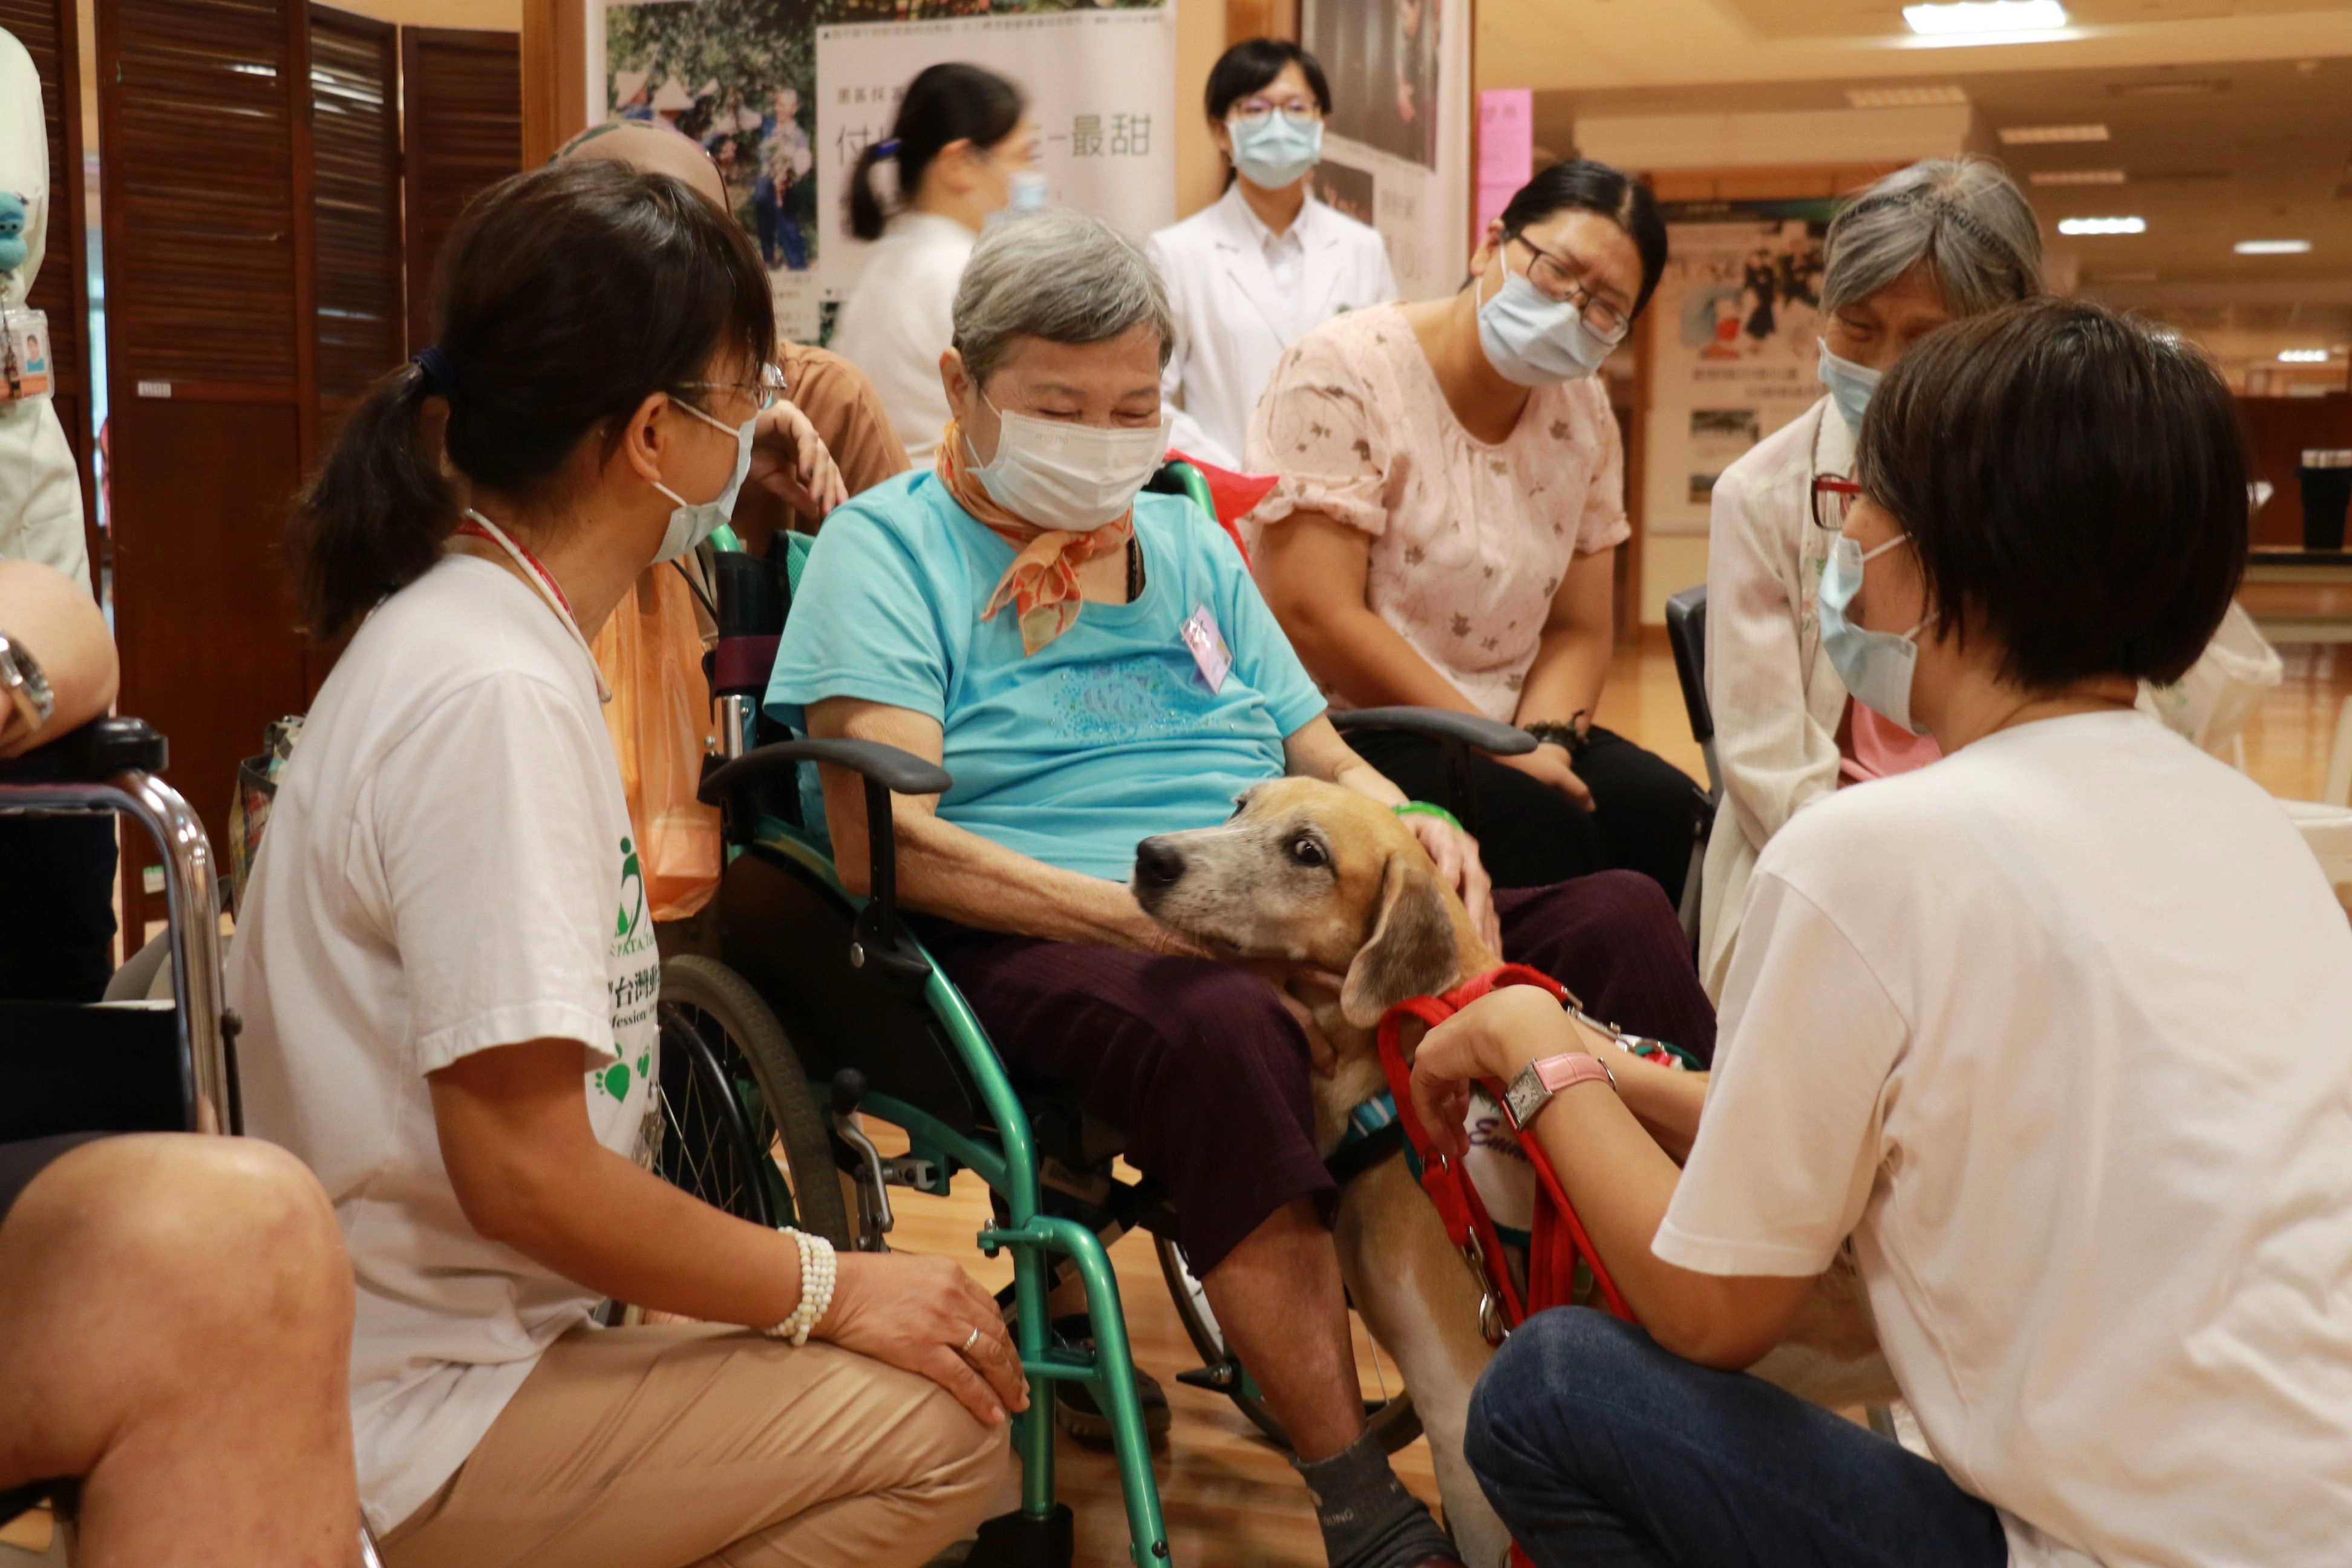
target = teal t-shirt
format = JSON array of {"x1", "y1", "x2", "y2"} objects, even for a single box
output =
[{"x1": 766, "y1": 471, "x2": 1327, "y2": 881}]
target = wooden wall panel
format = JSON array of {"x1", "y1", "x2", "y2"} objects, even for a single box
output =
[
  {"x1": 309, "y1": 5, "x2": 403, "y2": 420},
  {"x1": 402, "y1": 27, "x2": 520, "y2": 351},
  {"x1": 2238, "y1": 394, "x2": 2352, "y2": 549},
  {"x1": 0, "y1": 0, "x2": 97, "y2": 591}
]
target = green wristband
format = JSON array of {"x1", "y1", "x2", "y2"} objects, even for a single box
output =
[{"x1": 1393, "y1": 801, "x2": 1463, "y2": 833}]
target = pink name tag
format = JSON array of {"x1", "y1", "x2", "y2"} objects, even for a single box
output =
[{"x1": 1181, "y1": 603, "x2": 1232, "y2": 694}]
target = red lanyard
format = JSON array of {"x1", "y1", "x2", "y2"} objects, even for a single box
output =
[{"x1": 454, "y1": 516, "x2": 575, "y2": 622}]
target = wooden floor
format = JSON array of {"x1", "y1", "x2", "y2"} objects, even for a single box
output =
[{"x1": 880, "y1": 636, "x2": 2352, "y2": 1568}]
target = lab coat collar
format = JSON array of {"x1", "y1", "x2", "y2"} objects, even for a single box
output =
[{"x1": 1210, "y1": 182, "x2": 1346, "y2": 337}]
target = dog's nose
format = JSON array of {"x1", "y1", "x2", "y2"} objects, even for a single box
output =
[{"x1": 1134, "y1": 838, "x2": 1186, "y2": 887}]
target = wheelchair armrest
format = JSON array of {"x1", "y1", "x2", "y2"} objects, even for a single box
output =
[
  {"x1": 699, "y1": 739, "x2": 953, "y2": 990},
  {"x1": 1330, "y1": 707, "x2": 1536, "y2": 757},
  {"x1": 697, "y1": 737, "x2": 952, "y2": 804},
  {"x1": 0, "y1": 716, "x2": 169, "y2": 785}
]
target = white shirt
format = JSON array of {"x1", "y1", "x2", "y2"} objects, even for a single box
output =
[
  {"x1": 832, "y1": 211, "x2": 975, "y2": 468},
  {"x1": 0, "y1": 27, "x2": 88, "y2": 584},
  {"x1": 230, "y1": 555, "x2": 662, "y2": 1534},
  {"x1": 1659, "y1": 711, "x2": 2352, "y2": 1568},
  {"x1": 1149, "y1": 183, "x2": 1396, "y2": 469}
]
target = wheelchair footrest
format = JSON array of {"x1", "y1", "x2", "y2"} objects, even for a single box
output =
[
  {"x1": 1174, "y1": 1357, "x2": 1240, "y2": 1394},
  {"x1": 968, "y1": 1502, "x2": 1074, "y2": 1568}
]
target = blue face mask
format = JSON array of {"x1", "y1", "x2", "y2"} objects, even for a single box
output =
[
  {"x1": 1817, "y1": 339, "x2": 1883, "y2": 436},
  {"x1": 1818, "y1": 531, "x2": 1929, "y2": 735},
  {"x1": 1005, "y1": 168, "x2": 1050, "y2": 215},
  {"x1": 1229, "y1": 111, "x2": 1322, "y2": 190},
  {"x1": 1478, "y1": 267, "x2": 1614, "y2": 386}
]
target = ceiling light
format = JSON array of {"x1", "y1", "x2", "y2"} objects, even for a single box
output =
[
  {"x1": 2235, "y1": 239, "x2": 2313, "y2": 255},
  {"x1": 1998, "y1": 123, "x2": 2109, "y2": 145},
  {"x1": 1846, "y1": 85, "x2": 1970, "y2": 108},
  {"x1": 2057, "y1": 216, "x2": 2146, "y2": 235},
  {"x1": 2279, "y1": 349, "x2": 2331, "y2": 364},
  {"x1": 1904, "y1": 1, "x2": 2068, "y2": 34},
  {"x1": 2029, "y1": 169, "x2": 2125, "y2": 186}
]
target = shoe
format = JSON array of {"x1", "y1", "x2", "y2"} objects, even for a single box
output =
[{"x1": 1048, "y1": 1313, "x2": 1172, "y2": 1445}]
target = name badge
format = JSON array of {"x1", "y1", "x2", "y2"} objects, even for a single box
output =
[
  {"x1": 0, "y1": 308, "x2": 52, "y2": 403},
  {"x1": 1181, "y1": 603, "x2": 1232, "y2": 694}
]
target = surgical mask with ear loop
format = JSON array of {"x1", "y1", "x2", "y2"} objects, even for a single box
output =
[
  {"x1": 650, "y1": 398, "x2": 756, "y2": 564},
  {"x1": 968, "y1": 395, "x2": 1169, "y2": 531},
  {"x1": 1476, "y1": 255, "x2": 1615, "y2": 387},
  {"x1": 1817, "y1": 338, "x2": 1883, "y2": 436},
  {"x1": 1817, "y1": 531, "x2": 1931, "y2": 735},
  {"x1": 1229, "y1": 111, "x2": 1322, "y2": 189}
]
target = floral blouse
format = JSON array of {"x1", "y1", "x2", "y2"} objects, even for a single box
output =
[{"x1": 1242, "y1": 302, "x2": 1631, "y2": 722}]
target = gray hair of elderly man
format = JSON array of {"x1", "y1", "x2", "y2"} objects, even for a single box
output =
[
  {"x1": 1820, "y1": 157, "x2": 2044, "y2": 320},
  {"x1": 951, "y1": 210, "x2": 1175, "y2": 386}
]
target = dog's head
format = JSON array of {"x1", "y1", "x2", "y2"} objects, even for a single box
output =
[{"x1": 1131, "y1": 777, "x2": 1488, "y2": 1029}]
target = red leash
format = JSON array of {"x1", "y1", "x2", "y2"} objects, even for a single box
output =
[{"x1": 1375, "y1": 965, "x2": 1638, "y2": 1331}]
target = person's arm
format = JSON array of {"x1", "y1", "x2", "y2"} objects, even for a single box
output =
[
  {"x1": 806, "y1": 694, "x2": 1197, "y2": 953},
  {"x1": 430, "y1": 1037, "x2": 1028, "y2": 1423},
  {"x1": 0, "y1": 559, "x2": 116, "y2": 758},
  {"x1": 1408, "y1": 986, "x2": 1811, "y2": 1368},
  {"x1": 1707, "y1": 445, "x2": 1844, "y2": 852},
  {"x1": 1514, "y1": 546, "x2": 1614, "y2": 741},
  {"x1": 1252, "y1": 511, "x2": 1483, "y2": 716}
]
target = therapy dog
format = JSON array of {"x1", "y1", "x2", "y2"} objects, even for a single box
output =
[{"x1": 1133, "y1": 778, "x2": 1890, "y2": 1566}]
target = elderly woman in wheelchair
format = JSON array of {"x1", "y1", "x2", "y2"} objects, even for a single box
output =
[{"x1": 766, "y1": 210, "x2": 1716, "y2": 1568}]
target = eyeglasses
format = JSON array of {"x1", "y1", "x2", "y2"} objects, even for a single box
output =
[
  {"x1": 1812, "y1": 474, "x2": 1862, "y2": 532},
  {"x1": 1509, "y1": 232, "x2": 1632, "y2": 344},
  {"x1": 680, "y1": 362, "x2": 788, "y2": 415},
  {"x1": 1229, "y1": 96, "x2": 1322, "y2": 126}
]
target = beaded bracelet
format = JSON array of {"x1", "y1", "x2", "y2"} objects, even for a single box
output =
[
  {"x1": 764, "y1": 1228, "x2": 837, "y2": 1347},
  {"x1": 1392, "y1": 800, "x2": 1463, "y2": 833}
]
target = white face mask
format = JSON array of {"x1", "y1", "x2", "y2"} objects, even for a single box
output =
[
  {"x1": 650, "y1": 399, "x2": 755, "y2": 564},
  {"x1": 1476, "y1": 263, "x2": 1615, "y2": 387},
  {"x1": 969, "y1": 396, "x2": 1169, "y2": 531}
]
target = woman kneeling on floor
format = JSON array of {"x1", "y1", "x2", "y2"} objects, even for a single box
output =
[
  {"x1": 1411, "y1": 297, "x2": 2352, "y2": 1567},
  {"x1": 768, "y1": 209, "x2": 1717, "y2": 1568},
  {"x1": 230, "y1": 161, "x2": 1020, "y2": 1567}
]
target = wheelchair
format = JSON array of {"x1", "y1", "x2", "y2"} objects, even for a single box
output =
[
  {"x1": 648, "y1": 463, "x2": 1538, "y2": 1568},
  {"x1": 1663, "y1": 584, "x2": 1719, "y2": 949},
  {"x1": 0, "y1": 717, "x2": 388, "y2": 1568}
]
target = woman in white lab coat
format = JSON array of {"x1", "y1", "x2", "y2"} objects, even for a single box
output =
[
  {"x1": 1698, "y1": 158, "x2": 2042, "y2": 1000},
  {"x1": 834, "y1": 63, "x2": 1039, "y2": 468},
  {"x1": 1148, "y1": 39, "x2": 1395, "y2": 471}
]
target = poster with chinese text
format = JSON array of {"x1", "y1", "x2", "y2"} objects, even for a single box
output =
[{"x1": 1643, "y1": 201, "x2": 1837, "y2": 537}]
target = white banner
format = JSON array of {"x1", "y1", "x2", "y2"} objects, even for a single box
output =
[
  {"x1": 1300, "y1": 0, "x2": 1471, "y2": 302},
  {"x1": 1644, "y1": 204, "x2": 1837, "y2": 537},
  {"x1": 815, "y1": 5, "x2": 1179, "y2": 308}
]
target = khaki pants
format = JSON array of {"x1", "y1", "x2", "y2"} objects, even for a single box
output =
[{"x1": 382, "y1": 1324, "x2": 1012, "y2": 1568}]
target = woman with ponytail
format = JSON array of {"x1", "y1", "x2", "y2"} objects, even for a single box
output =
[
  {"x1": 233, "y1": 160, "x2": 1016, "y2": 1567},
  {"x1": 834, "y1": 62, "x2": 1035, "y2": 465}
]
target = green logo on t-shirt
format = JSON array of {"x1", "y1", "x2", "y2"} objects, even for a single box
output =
[
  {"x1": 593, "y1": 836, "x2": 660, "y2": 1102},
  {"x1": 616, "y1": 835, "x2": 646, "y2": 941}
]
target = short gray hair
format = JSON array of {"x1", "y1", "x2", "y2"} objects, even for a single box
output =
[
  {"x1": 952, "y1": 211, "x2": 1174, "y2": 385},
  {"x1": 1821, "y1": 158, "x2": 2043, "y2": 320}
]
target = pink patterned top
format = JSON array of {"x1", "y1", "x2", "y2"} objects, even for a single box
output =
[{"x1": 1242, "y1": 303, "x2": 1632, "y2": 722}]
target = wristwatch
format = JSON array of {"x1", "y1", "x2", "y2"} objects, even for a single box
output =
[
  {"x1": 1501, "y1": 1051, "x2": 1615, "y2": 1134},
  {"x1": 0, "y1": 632, "x2": 54, "y2": 740}
]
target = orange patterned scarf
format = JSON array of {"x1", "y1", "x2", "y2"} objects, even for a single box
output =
[{"x1": 938, "y1": 418, "x2": 1134, "y2": 657}]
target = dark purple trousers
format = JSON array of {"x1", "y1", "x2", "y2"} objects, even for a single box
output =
[{"x1": 922, "y1": 871, "x2": 1714, "y2": 1275}]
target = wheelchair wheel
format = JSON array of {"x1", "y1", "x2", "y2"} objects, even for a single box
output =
[
  {"x1": 1154, "y1": 1232, "x2": 1421, "y2": 1455},
  {"x1": 655, "y1": 955, "x2": 852, "y2": 1249}
]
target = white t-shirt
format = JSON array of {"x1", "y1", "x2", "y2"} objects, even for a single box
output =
[
  {"x1": 230, "y1": 554, "x2": 662, "y2": 1534},
  {"x1": 1657, "y1": 710, "x2": 2352, "y2": 1568},
  {"x1": 832, "y1": 211, "x2": 973, "y2": 468}
]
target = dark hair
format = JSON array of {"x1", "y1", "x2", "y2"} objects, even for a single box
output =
[
  {"x1": 1205, "y1": 38, "x2": 1331, "y2": 122},
  {"x1": 1857, "y1": 298, "x2": 2246, "y2": 691},
  {"x1": 1498, "y1": 158, "x2": 1670, "y2": 318},
  {"x1": 289, "y1": 160, "x2": 773, "y2": 641},
  {"x1": 847, "y1": 63, "x2": 1025, "y2": 243}
]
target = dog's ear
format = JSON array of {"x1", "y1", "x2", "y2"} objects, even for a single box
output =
[{"x1": 1339, "y1": 854, "x2": 1460, "y2": 1030}]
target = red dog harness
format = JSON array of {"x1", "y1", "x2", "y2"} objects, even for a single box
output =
[{"x1": 1375, "y1": 965, "x2": 1638, "y2": 1334}]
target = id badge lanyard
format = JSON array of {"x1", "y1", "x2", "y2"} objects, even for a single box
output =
[{"x1": 453, "y1": 508, "x2": 613, "y2": 704}]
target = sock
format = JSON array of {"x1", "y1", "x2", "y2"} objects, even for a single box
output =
[{"x1": 1295, "y1": 1428, "x2": 1462, "y2": 1568}]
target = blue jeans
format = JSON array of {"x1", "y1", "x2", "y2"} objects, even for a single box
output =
[{"x1": 1466, "y1": 1309, "x2": 2009, "y2": 1568}]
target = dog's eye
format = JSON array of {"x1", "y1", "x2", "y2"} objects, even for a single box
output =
[{"x1": 1289, "y1": 835, "x2": 1328, "y2": 868}]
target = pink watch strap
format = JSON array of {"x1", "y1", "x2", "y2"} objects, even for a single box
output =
[{"x1": 1533, "y1": 1052, "x2": 1614, "y2": 1094}]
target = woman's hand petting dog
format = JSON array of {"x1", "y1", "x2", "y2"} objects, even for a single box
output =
[
  {"x1": 1408, "y1": 986, "x2": 1587, "y2": 1159},
  {"x1": 1395, "y1": 809, "x2": 1503, "y2": 954},
  {"x1": 821, "y1": 1251, "x2": 1030, "y2": 1426}
]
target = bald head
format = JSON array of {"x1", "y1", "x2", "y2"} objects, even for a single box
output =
[{"x1": 557, "y1": 121, "x2": 727, "y2": 211}]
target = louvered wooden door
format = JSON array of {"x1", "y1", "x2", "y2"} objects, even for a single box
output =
[
  {"x1": 401, "y1": 27, "x2": 520, "y2": 350},
  {"x1": 0, "y1": 0, "x2": 98, "y2": 592},
  {"x1": 309, "y1": 4, "x2": 401, "y2": 430},
  {"x1": 96, "y1": 0, "x2": 316, "y2": 931}
]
